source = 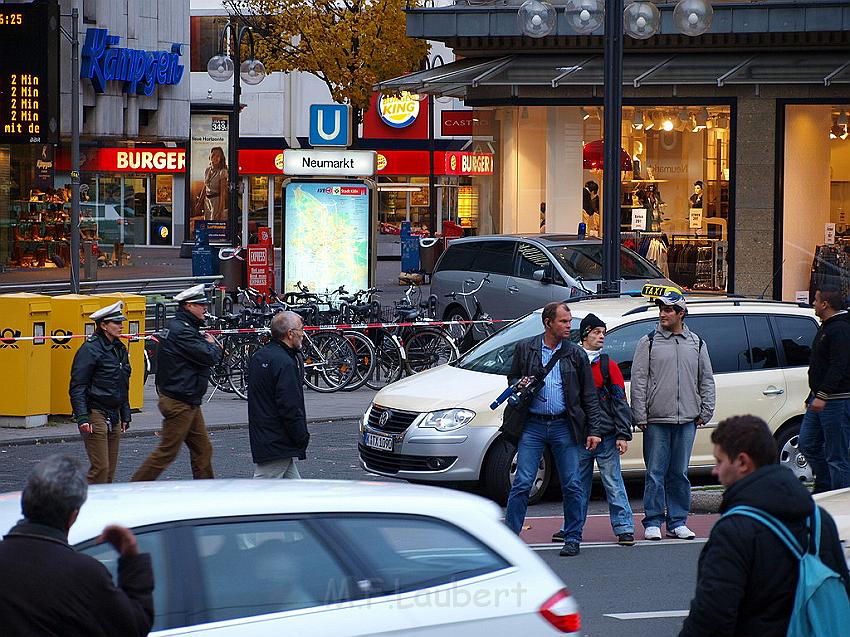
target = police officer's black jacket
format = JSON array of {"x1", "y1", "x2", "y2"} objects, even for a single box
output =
[
  {"x1": 69, "y1": 330, "x2": 131, "y2": 426},
  {"x1": 247, "y1": 339, "x2": 310, "y2": 464},
  {"x1": 680, "y1": 464, "x2": 850, "y2": 637},
  {"x1": 808, "y1": 311, "x2": 850, "y2": 401},
  {"x1": 156, "y1": 308, "x2": 221, "y2": 405}
]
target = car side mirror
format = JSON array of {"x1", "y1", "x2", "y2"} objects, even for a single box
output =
[{"x1": 533, "y1": 264, "x2": 554, "y2": 284}]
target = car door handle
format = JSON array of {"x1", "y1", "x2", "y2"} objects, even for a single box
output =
[
  {"x1": 762, "y1": 388, "x2": 785, "y2": 396},
  {"x1": 508, "y1": 286, "x2": 519, "y2": 294}
]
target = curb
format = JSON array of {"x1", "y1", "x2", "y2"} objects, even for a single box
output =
[{"x1": 0, "y1": 415, "x2": 361, "y2": 448}]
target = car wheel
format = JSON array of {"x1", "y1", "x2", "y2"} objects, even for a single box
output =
[
  {"x1": 444, "y1": 305, "x2": 471, "y2": 352},
  {"x1": 484, "y1": 438, "x2": 550, "y2": 506},
  {"x1": 776, "y1": 422, "x2": 813, "y2": 483}
]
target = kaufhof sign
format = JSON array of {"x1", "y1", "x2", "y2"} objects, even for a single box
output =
[
  {"x1": 377, "y1": 92, "x2": 421, "y2": 128},
  {"x1": 444, "y1": 152, "x2": 494, "y2": 176}
]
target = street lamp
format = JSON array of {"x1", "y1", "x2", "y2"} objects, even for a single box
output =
[{"x1": 207, "y1": 19, "x2": 266, "y2": 246}]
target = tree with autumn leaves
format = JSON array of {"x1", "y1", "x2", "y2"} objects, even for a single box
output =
[{"x1": 225, "y1": 0, "x2": 428, "y2": 131}]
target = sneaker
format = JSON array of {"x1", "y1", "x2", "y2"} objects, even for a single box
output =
[
  {"x1": 666, "y1": 525, "x2": 696, "y2": 540},
  {"x1": 551, "y1": 530, "x2": 565, "y2": 543},
  {"x1": 560, "y1": 541, "x2": 580, "y2": 557},
  {"x1": 617, "y1": 533, "x2": 636, "y2": 546},
  {"x1": 644, "y1": 526, "x2": 662, "y2": 541}
]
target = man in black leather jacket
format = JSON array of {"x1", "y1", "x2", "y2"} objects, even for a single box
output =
[
  {"x1": 132, "y1": 284, "x2": 221, "y2": 481},
  {"x1": 69, "y1": 301, "x2": 132, "y2": 484}
]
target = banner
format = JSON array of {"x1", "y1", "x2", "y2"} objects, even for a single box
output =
[{"x1": 190, "y1": 113, "x2": 231, "y2": 244}]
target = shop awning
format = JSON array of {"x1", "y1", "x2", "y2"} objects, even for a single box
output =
[{"x1": 376, "y1": 52, "x2": 850, "y2": 97}]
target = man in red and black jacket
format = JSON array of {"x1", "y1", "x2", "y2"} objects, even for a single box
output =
[{"x1": 553, "y1": 313, "x2": 636, "y2": 546}]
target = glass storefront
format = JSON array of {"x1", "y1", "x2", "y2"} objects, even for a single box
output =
[{"x1": 378, "y1": 176, "x2": 431, "y2": 235}]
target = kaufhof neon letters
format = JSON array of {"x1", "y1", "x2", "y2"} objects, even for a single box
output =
[{"x1": 81, "y1": 28, "x2": 184, "y2": 96}]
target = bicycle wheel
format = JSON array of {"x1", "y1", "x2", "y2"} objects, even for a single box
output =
[
  {"x1": 403, "y1": 328, "x2": 459, "y2": 374},
  {"x1": 341, "y1": 331, "x2": 376, "y2": 392},
  {"x1": 228, "y1": 338, "x2": 261, "y2": 400},
  {"x1": 209, "y1": 336, "x2": 236, "y2": 393},
  {"x1": 365, "y1": 328, "x2": 405, "y2": 390},
  {"x1": 302, "y1": 330, "x2": 357, "y2": 393}
]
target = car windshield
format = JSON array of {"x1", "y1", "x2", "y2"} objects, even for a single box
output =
[
  {"x1": 548, "y1": 244, "x2": 663, "y2": 280},
  {"x1": 454, "y1": 313, "x2": 581, "y2": 376}
]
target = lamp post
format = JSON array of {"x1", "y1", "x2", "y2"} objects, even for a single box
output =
[
  {"x1": 207, "y1": 18, "x2": 266, "y2": 246},
  {"x1": 58, "y1": 8, "x2": 81, "y2": 293}
]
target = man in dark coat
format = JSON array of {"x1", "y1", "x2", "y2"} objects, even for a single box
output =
[
  {"x1": 0, "y1": 454, "x2": 153, "y2": 637},
  {"x1": 132, "y1": 283, "x2": 222, "y2": 481},
  {"x1": 248, "y1": 311, "x2": 310, "y2": 478},
  {"x1": 680, "y1": 415, "x2": 850, "y2": 637},
  {"x1": 69, "y1": 301, "x2": 132, "y2": 484}
]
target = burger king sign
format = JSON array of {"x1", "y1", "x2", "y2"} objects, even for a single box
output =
[{"x1": 378, "y1": 92, "x2": 421, "y2": 129}]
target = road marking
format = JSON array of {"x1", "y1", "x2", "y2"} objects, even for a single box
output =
[
  {"x1": 530, "y1": 538, "x2": 708, "y2": 551},
  {"x1": 605, "y1": 610, "x2": 690, "y2": 620}
]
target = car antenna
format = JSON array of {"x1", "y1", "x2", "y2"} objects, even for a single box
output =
[{"x1": 758, "y1": 259, "x2": 786, "y2": 299}]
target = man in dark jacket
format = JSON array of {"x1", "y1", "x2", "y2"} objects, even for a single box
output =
[
  {"x1": 248, "y1": 311, "x2": 310, "y2": 478},
  {"x1": 504, "y1": 301, "x2": 603, "y2": 557},
  {"x1": 132, "y1": 284, "x2": 221, "y2": 481},
  {"x1": 680, "y1": 415, "x2": 850, "y2": 637},
  {"x1": 799, "y1": 285, "x2": 850, "y2": 492},
  {"x1": 0, "y1": 454, "x2": 153, "y2": 637},
  {"x1": 69, "y1": 301, "x2": 132, "y2": 484}
]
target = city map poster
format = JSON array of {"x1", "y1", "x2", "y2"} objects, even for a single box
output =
[{"x1": 283, "y1": 181, "x2": 371, "y2": 294}]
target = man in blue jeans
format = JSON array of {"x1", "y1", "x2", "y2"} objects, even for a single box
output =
[
  {"x1": 503, "y1": 301, "x2": 604, "y2": 557},
  {"x1": 630, "y1": 291, "x2": 715, "y2": 541},
  {"x1": 799, "y1": 285, "x2": 850, "y2": 493}
]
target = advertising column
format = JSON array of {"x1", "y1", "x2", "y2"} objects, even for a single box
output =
[{"x1": 190, "y1": 113, "x2": 231, "y2": 244}]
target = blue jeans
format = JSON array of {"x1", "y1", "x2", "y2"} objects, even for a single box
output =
[
  {"x1": 505, "y1": 415, "x2": 582, "y2": 540},
  {"x1": 570, "y1": 434, "x2": 634, "y2": 538},
  {"x1": 799, "y1": 398, "x2": 850, "y2": 491},
  {"x1": 642, "y1": 422, "x2": 697, "y2": 530}
]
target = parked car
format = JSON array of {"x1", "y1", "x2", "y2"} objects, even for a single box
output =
[
  {"x1": 359, "y1": 294, "x2": 818, "y2": 504},
  {"x1": 0, "y1": 480, "x2": 581, "y2": 636},
  {"x1": 431, "y1": 234, "x2": 673, "y2": 340},
  {"x1": 80, "y1": 203, "x2": 139, "y2": 244},
  {"x1": 815, "y1": 487, "x2": 850, "y2": 568}
]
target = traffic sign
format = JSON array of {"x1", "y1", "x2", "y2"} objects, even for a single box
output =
[{"x1": 309, "y1": 104, "x2": 351, "y2": 147}]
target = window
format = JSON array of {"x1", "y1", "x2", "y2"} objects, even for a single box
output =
[
  {"x1": 80, "y1": 530, "x2": 176, "y2": 631},
  {"x1": 685, "y1": 315, "x2": 750, "y2": 374},
  {"x1": 516, "y1": 242, "x2": 552, "y2": 279},
  {"x1": 773, "y1": 315, "x2": 818, "y2": 367},
  {"x1": 329, "y1": 515, "x2": 510, "y2": 594},
  {"x1": 602, "y1": 320, "x2": 656, "y2": 381},
  {"x1": 744, "y1": 315, "x2": 779, "y2": 370},
  {"x1": 190, "y1": 16, "x2": 230, "y2": 72},
  {"x1": 548, "y1": 244, "x2": 662, "y2": 281},
  {"x1": 470, "y1": 240, "x2": 515, "y2": 276},
  {"x1": 434, "y1": 242, "x2": 480, "y2": 273},
  {"x1": 192, "y1": 519, "x2": 354, "y2": 624}
]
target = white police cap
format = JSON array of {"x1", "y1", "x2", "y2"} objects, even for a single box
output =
[
  {"x1": 175, "y1": 283, "x2": 209, "y2": 305},
  {"x1": 90, "y1": 301, "x2": 126, "y2": 323}
]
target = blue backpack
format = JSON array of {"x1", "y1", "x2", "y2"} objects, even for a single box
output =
[{"x1": 721, "y1": 504, "x2": 850, "y2": 637}]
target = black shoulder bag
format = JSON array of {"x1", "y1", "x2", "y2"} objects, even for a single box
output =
[{"x1": 499, "y1": 347, "x2": 566, "y2": 446}]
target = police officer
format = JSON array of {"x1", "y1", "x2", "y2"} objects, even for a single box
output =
[
  {"x1": 69, "y1": 301, "x2": 132, "y2": 484},
  {"x1": 131, "y1": 284, "x2": 222, "y2": 481}
]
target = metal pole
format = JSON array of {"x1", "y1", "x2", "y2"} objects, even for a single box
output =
[
  {"x1": 70, "y1": 7, "x2": 80, "y2": 293},
  {"x1": 601, "y1": 0, "x2": 624, "y2": 294},
  {"x1": 228, "y1": 19, "x2": 241, "y2": 246},
  {"x1": 428, "y1": 94, "x2": 437, "y2": 234}
]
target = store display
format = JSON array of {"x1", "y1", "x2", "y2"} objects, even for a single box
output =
[{"x1": 808, "y1": 243, "x2": 850, "y2": 303}]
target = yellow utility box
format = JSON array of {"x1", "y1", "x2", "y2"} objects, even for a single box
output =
[
  {"x1": 0, "y1": 293, "x2": 52, "y2": 428},
  {"x1": 48, "y1": 294, "x2": 109, "y2": 416},
  {"x1": 100, "y1": 293, "x2": 147, "y2": 410}
]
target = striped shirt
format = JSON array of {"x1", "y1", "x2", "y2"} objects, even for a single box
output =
[{"x1": 529, "y1": 341, "x2": 567, "y2": 416}]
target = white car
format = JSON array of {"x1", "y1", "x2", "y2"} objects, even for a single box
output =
[
  {"x1": 0, "y1": 480, "x2": 580, "y2": 636},
  {"x1": 815, "y1": 487, "x2": 850, "y2": 568},
  {"x1": 360, "y1": 294, "x2": 819, "y2": 504}
]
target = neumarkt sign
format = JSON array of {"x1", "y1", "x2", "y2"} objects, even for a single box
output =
[
  {"x1": 283, "y1": 150, "x2": 376, "y2": 177},
  {"x1": 81, "y1": 28, "x2": 185, "y2": 96}
]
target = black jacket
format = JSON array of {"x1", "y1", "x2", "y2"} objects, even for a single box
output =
[
  {"x1": 808, "y1": 311, "x2": 850, "y2": 400},
  {"x1": 156, "y1": 308, "x2": 221, "y2": 405},
  {"x1": 507, "y1": 335, "x2": 604, "y2": 443},
  {"x1": 248, "y1": 339, "x2": 310, "y2": 463},
  {"x1": 680, "y1": 465, "x2": 850, "y2": 637},
  {"x1": 0, "y1": 521, "x2": 154, "y2": 637},
  {"x1": 69, "y1": 331, "x2": 131, "y2": 425}
]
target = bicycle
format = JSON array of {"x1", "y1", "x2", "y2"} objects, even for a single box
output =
[{"x1": 443, "y1": 274, "x2": 497, "y2": 352}]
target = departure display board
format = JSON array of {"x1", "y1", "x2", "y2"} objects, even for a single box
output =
[{"x1": 0, "y1": 2, "x2": 59, "y2": 144}]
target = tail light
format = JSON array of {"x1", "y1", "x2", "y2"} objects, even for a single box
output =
[{"x1": 539, "y1": 589, "x2": 581, "y2": 633}]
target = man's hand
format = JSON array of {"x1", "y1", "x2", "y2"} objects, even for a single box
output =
[
  {"x1": 586, "y1": 435, "x2": 601, "y2": 451},
  {"x1": 78, "y1": 422, "x2": 92, "y2": 435},
  {"x1": 809, "y1": 397, "x2": 826, "y2": 413},
  {"x1": 636, "y1": 423, "x2": 648, "y2": 432},
  {"x1": 695, "y1": 417, "x2": 705, "y2": 427},
  {"x1": 203, "y1": 332, "x2": 216, "y2": 344},
  {"x1": 515, "y1": 376, "x2": 534, "y2": 391},
  {"x1": 616, "y1": 439, "x2": 628, "y2": 455},
  {"x1": 121, "y1": 421, "x2": 129, "y2": 433},
  {"x1": 98, "y1": 525, "x2": 139, "y2": 557}
]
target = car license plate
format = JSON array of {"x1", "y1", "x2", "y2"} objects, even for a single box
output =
[{"x1": 365, "y1": 432, "x2": 393, "y2": 452}]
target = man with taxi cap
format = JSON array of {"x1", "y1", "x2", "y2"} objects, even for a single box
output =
[
  {"x1": 630, "y1": 289, "x2": 715, "y2": 541},
  {"x1": 132, "y1": 284, "x2": 222, "y2": 481},
  {"x1": 69, "y1": 301, "x2": 132, "y2": 484}
]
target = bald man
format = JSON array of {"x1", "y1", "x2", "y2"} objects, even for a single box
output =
[{"x1": 248, "y1": 312, "x2": 310, "y2": 478}]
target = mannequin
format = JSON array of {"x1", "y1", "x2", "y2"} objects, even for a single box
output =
[
  {"x1": 689, "y1": 180, "x2": 704, "y2": 209},
  {"x1": 632, "y1": 140, "x2": 644, "y2": 180},
  {"x1": 582, "y1": 181, "x2": 600, "y2": 236}
]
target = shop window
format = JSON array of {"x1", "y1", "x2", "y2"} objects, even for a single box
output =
[{"x1": 190, "y1": 16, "x2": 230, "y2": 72}]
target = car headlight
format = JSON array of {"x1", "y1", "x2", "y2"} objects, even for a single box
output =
[
  {"x1": 360, "y1": 403, "x2": 373, "y2": 434},
  {"x1": 418, "y1": 409, "x2": 475, "y2": 432}
]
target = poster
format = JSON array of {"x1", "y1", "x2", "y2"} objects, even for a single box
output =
[
  {"x1": 284, "y1": 181, "x2": 371, "y2": 294},
  {"x1": 825, "y1": 223, "x2": 836, "y2": 245},
  {"x1": 155, "y1": 175, "x2": 173, "y2": 204},
  {"x1": 631, "y1": 208, "x2": 647, "y2": 231},
  {"x1": 689, "y1": 207, "x2": 703, "y2": 230},
  {"x1": 190, "y1": 113, "x2": 230, "y2": 243}
]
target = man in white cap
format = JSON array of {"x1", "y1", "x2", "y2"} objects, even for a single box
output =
[
  {"x1": 631, "y1": 290, "x2": 715, "y2": 541},
  {"x1": 69, "y1": 301, "x2": 132, "y2": 484},
  {"x1": 132, "y1": 284, "x2": 222, "y2": 481}
]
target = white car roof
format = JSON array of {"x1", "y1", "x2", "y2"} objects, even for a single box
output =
[{"x1": 0, "y1": 479, "x2": 503, "y2": 544}]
